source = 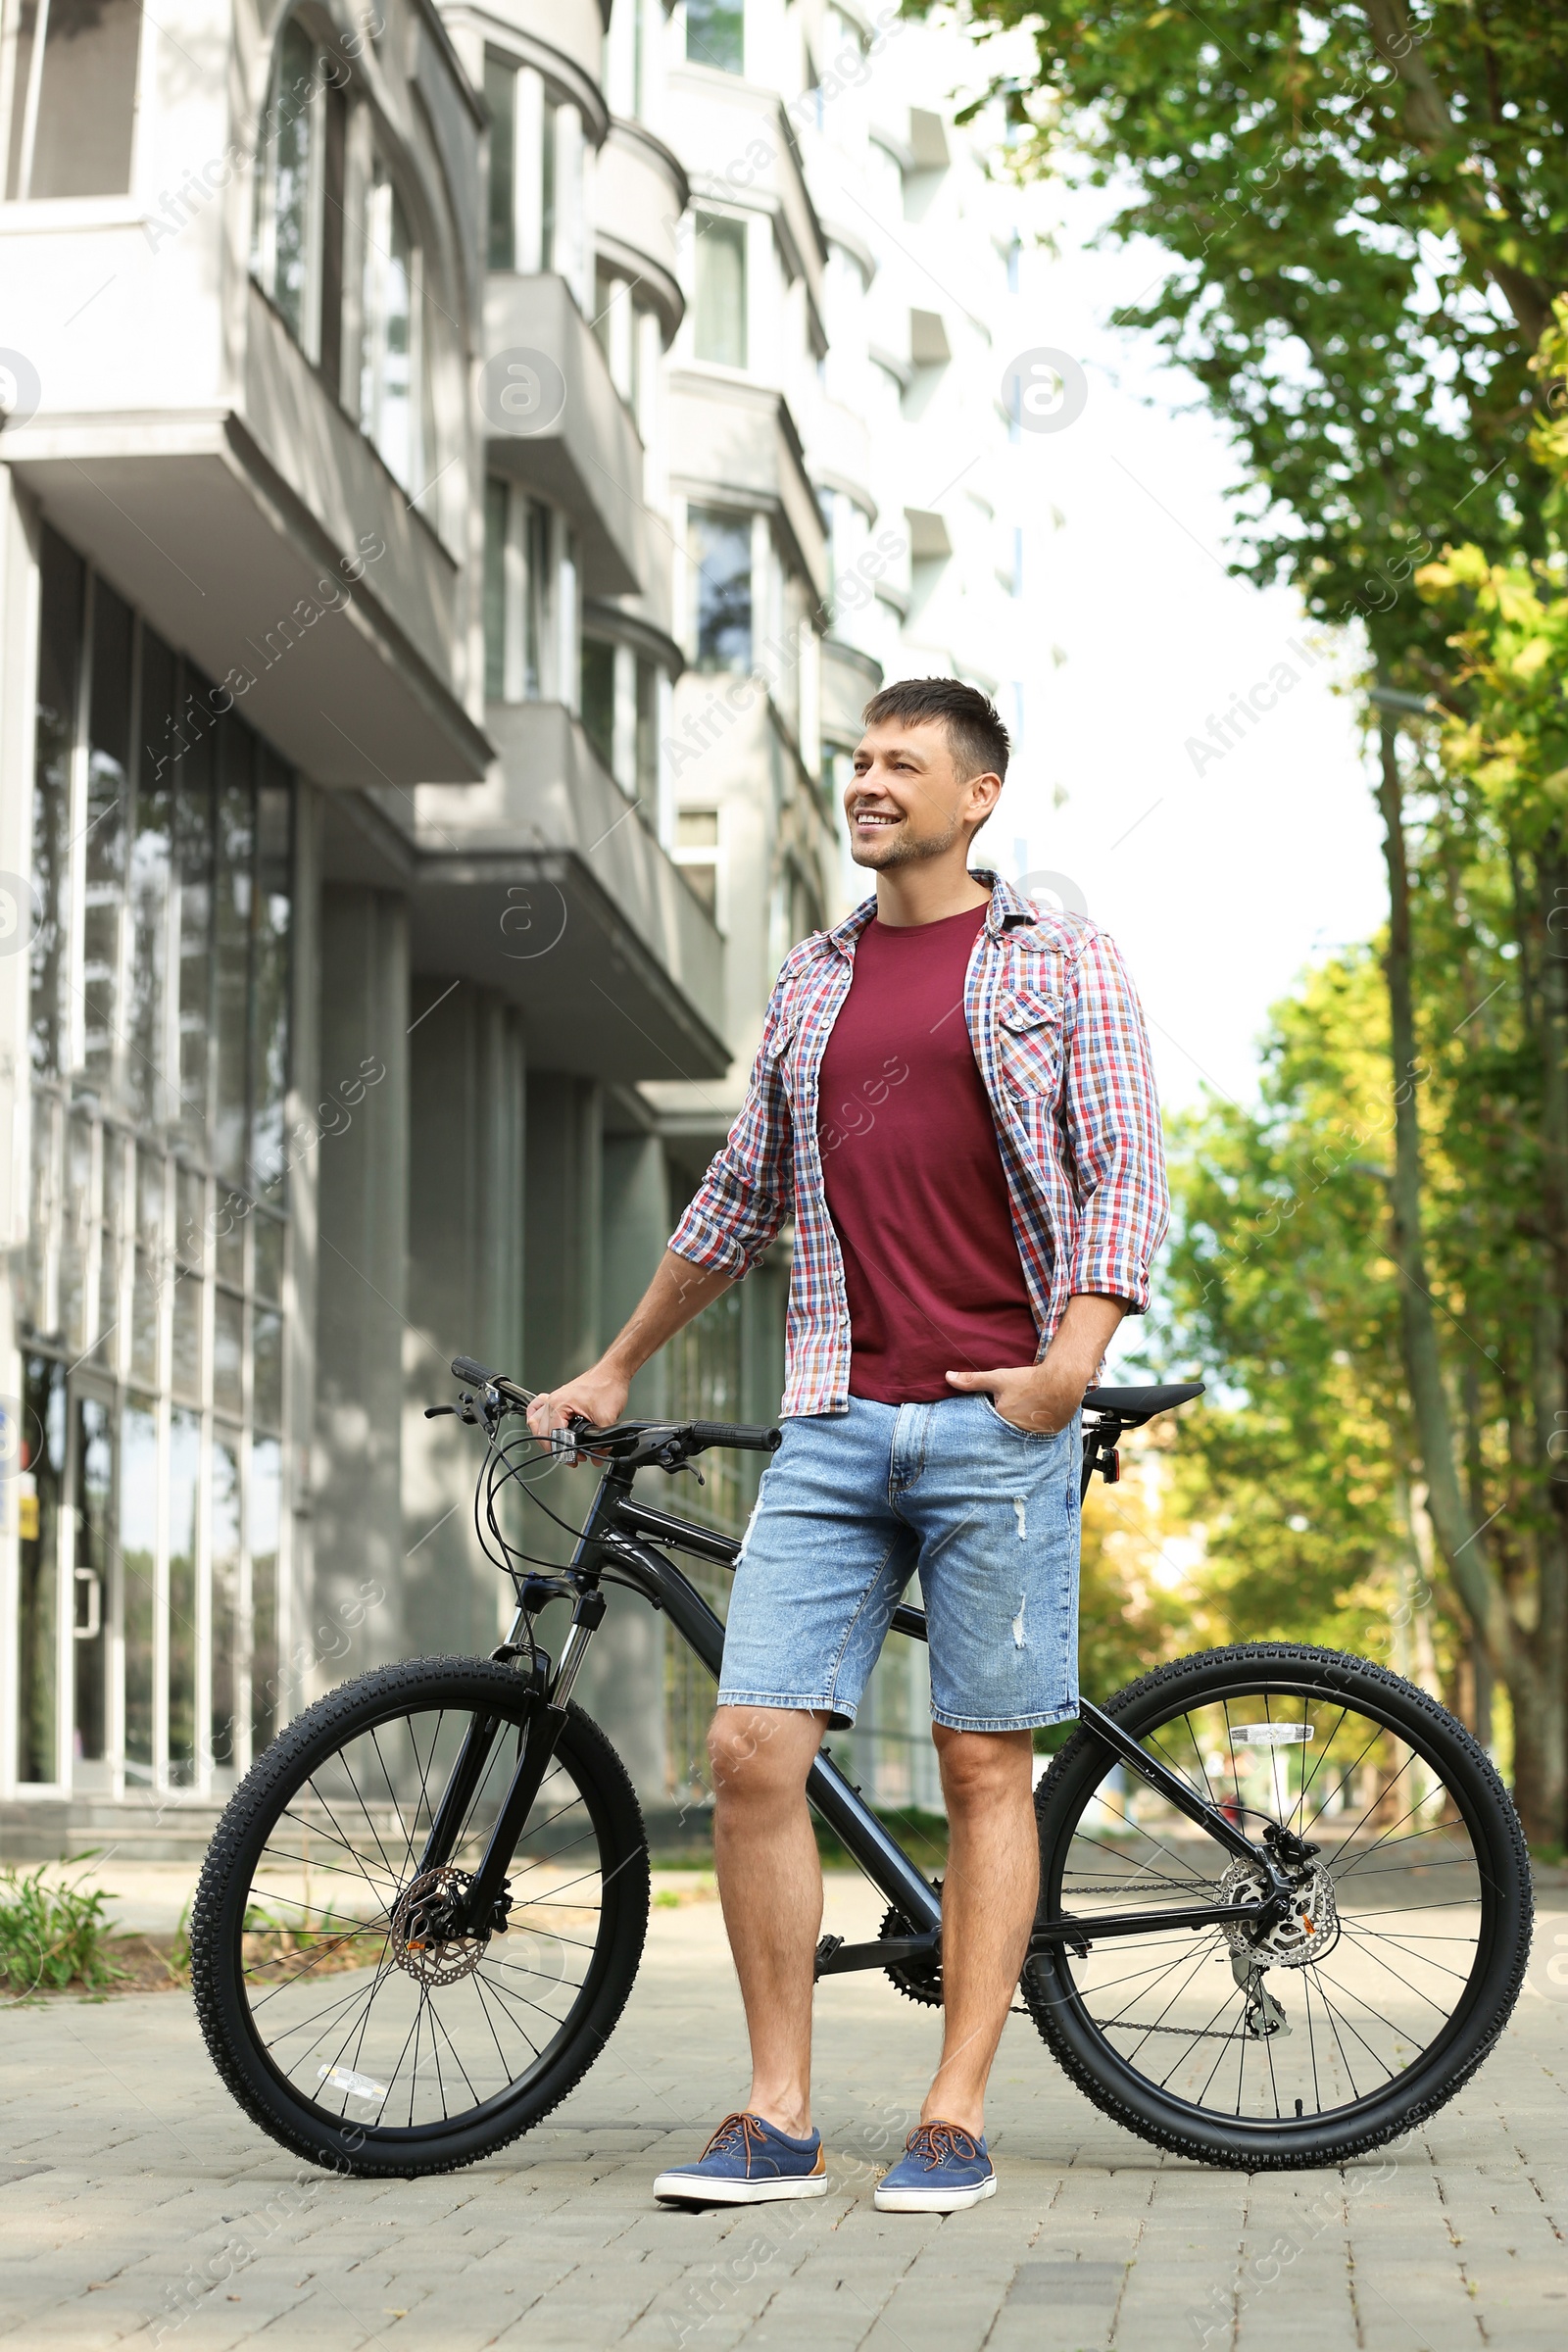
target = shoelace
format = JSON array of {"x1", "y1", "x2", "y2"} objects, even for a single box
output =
[
  {"x1": 905, "y1": 2121, "x2": 981, "y2": 2171},
  {"x1": 700, "y1": 2111, "x2": 772, "y2": 2170}
]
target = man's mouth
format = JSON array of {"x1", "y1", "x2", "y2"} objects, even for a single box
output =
[{"x1": 852, "y1": 806, "x2": 901, "y2": 827}]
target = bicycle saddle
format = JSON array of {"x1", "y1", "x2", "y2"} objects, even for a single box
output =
[{"x1": 1082, "y1": 1381, "x2": 1203, "y2": 1426}]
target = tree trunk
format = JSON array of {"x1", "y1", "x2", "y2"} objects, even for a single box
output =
[{"x1": 1373, "y1": 716, "x2": 1561, "y2": 1840}]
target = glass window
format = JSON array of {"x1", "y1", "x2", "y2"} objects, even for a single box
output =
[
  {"x1": 18, "y1": 529, "x2": 296, "y2": 1804},
  {"x1": 211, "y1": 1434, "x2": 241, "y2": 1767},
  {"x1": 254, "y1": 764, "x2": 292, "y2": 1190},
  {"x1": 266, "y1": 16, "x2": 320, "y2": 348},
  {"x1": 174, "y1": 718, "x2": 215, "y2": 1150},
  {"x1": 580, "y1": 638, "x2": 615, "y2": 774},
  {"x1": 485, "y1": 54, "x2": 514, "y2": 270},
  {"x1": 686, "y1": 0, "x2": 743, "y2": 74},
  {"x1": 18, "y1": 1356, "x2": 65, "y2": 1783},
  {"x1": 129, "y1": 629, "x2": 175, "y2": 1128},
  {"x1": 525, "y1": 497, "x2": 549, "y2": 699},
  {"x1": 691, "y1": 507, "x2": 753, "y2": 671},
  {"x1": 81, "y1": 579, "x2": 132, "y2": 1098},
  {"x1": 251, "y1": 1437, "x2": 282, "y2": 1753},
  {"x1": 72, "y1": 1395, "x2": 113, "y2": 1763},
  {"x1": 253, "y1": 1304, "x2": 283, "y2": 1431},
  {"x1": 28, "y1": 529, "x2": 81, "y2": 1082},
  {"x1": 694, "y1": 213, "x2": 747, "y2": 368},
  {"x1": 122, "y1": 1395, "x2": 157, "y2": 1776},
  {"x1": 541, "y1": 95, "x2": 556, "y2": 272},
  {"x1": 4, "y1": 0, "x2": 144, "y2": 202},
  {"x1": 215, "y1": 724, "x2": 254, "y2": 1182},
  {"x1": 168, "y1": 1405, "x2": 199, "y2": 1784},
  {"x1": 635, "y1": 656, "x2": 658, "y2": 800},
  {"x1": 483, "y1": 475, "x2": 509, "y2": 701},
  {"x1": 360, "y1": 161, "x2": 420, "y2": 491}
]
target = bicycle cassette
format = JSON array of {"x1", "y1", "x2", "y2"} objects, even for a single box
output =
[{"x1": 1218, "y1": 1856, "x2": 1340, "y2": 1968}]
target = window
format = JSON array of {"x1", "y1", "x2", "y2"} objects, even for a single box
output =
[
  {"x1": 482, "y1": 54, "x2": 585, "y2": 301},
  {"x1": 635, "y1": 656, "x2": 659, "y2": 800},
  {"x1": 250, "y1": 16, "x2": 346, "y2": 372},
  {"x1": 360, "y1": 156, "x2": 421, "y2": 490},
  {"x1": 483, "y1": 476, "x2": 552, "y2": 702},
  {"x1": 16, "y1": 524, "x2": 294, "y2": 1796},
  {"x1": 580, "y1": 639, "x2": 615, "y2": 773},
  {"x1": 686, "y1": 0, "x2": 743, "y2": 74},
  {"x1": 4, "y1": 0, "x2": 143, "y2": 201},
  {"x1": 485, "y1": 52, "x2": 514, "y2": 269},
  {"x1": 691, "y1": 507, "x2": 752, "y2": 672},
  {"x1": 694, "y1": 212, "x2": 747, "y2": 368}
]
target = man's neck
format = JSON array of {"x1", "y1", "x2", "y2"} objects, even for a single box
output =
[{"x1": 873, "y1": 858, "x2": 993, "y2": 930}]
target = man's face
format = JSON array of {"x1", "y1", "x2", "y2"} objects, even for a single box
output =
[{"x1": 845, "y1": 717, "x2": 1000, "y2": 870}]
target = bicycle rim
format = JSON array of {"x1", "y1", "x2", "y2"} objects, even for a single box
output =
[
  {"x1": 1027, "y1": 1646, "x2": 1531, "y2": 2164},
  {"x1": 220, "y1": 1687, "x2": 626, "y2": 2150}
]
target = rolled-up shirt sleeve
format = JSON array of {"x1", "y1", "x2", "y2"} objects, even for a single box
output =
[
  {"x1": 1061, "y1": 930, "x2": 1169, "y2": 1311},
  {"x1": 669, "y1": 996, "x2": 797, "y2": 1280}
]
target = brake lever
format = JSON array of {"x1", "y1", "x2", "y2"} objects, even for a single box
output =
[{"x1": 424, "y1": 1404, "x2": 457, "y2": 1419}]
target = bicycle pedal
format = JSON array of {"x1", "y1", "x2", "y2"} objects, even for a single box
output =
[{"x1": 813, "y1": 1935, "x2": 844, "y2": 1977}]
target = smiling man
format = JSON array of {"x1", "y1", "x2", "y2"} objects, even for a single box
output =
[{"x1": 528, "y1": 676, "x2": 1168, "y2": 2212}]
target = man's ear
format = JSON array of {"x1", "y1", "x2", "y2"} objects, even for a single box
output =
[{"x1": 963, "y1": 769, "x2": 1004, "y2": 833}]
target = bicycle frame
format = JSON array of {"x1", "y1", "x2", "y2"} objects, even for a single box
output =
[{"x1": 437, "y1": 1426, "x2": 1296, "y2": 1959}]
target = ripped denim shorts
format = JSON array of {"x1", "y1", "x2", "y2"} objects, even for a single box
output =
[{"x1": 716, "y1": 1394, "x2": 1081, "y2": 1734}]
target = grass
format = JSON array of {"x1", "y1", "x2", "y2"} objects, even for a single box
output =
[{"x1": 0, "y1": 1859, "x2": 125, "y2": 1995}]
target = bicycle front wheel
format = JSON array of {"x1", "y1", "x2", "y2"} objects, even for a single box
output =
[
  {"x1": 191, "y1": 1656, "x2": 650, "y2": 2177},
  {"x1": 1026, "y1": 1643, "x2": 1532, "y2": 2168}
]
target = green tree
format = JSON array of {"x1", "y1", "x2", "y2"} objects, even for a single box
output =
[{"x1": 941, "y1": 0, "x2": 1568, "y2": 1835}]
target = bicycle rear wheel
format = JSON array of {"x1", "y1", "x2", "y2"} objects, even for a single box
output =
[
  {"x1": 191, "y1": 1656, "x2": 649, "y2": 2177},
  {"x1": 1026, "y1": 1642, "x2": 1532, "y2": 2168}
]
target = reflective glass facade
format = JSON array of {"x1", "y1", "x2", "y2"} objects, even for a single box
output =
[{"x1": 14, "y1": 528, "x2": 294, "y2": 1797}]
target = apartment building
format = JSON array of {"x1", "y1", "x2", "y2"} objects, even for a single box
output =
[{"x1": 0, "y1": 0, "x2": 1035, "y2": 1847}]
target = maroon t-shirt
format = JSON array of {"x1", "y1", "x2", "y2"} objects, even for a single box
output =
[{"x1": 816, "y1": 902, "x2": 1039, "y2": 1403}]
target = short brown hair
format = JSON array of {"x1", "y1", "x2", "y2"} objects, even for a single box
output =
[{"x1": 860, "y1": 675, "x2": 1010, "y2": 784}]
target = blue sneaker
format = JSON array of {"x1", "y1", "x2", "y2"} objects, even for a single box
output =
[
  {"x1": 654, "y1": 2111, "x2": 827, "y2": 2205},
  {"x1": 873, "y1": 2120, "x2": 996, "y2": 2212}
]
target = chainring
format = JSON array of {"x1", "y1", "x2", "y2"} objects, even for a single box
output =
[{"x1": 879, "y1": 1885, "x2": 944, "y2": 2008}]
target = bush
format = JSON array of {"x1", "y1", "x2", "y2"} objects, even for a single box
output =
[{"x1": 0, "y1": 1859, "x2": 123, "y2": 1994}]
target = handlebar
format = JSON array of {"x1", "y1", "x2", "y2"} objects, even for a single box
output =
[
  {"x1": 684, "y1": 1421, "x2": 782, "y2": 1454},
  {"x1": 447, "y1": 1354, "x2": 780, "y2": 1464}
]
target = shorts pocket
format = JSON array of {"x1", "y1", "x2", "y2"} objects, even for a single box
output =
[{"x1": 979, "y1": 1396, "x2": 1062, "y2": 1442}]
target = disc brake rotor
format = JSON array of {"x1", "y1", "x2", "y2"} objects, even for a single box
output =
[{"x1": 390, "y1": 1865, "x2": 488, "y2": 1987}]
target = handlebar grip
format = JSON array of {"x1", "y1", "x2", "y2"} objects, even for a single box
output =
[
  {"x1": 688, "y1": 1421, "x2": 783, "y2": 1453},
  {"x1": 451, "y1": 1354, "x2": 502, "y2": 1388}
]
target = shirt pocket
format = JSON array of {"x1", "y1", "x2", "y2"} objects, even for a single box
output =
[{"x1": 996, "y1": 988, "x2": 1065, "y2": 1099}]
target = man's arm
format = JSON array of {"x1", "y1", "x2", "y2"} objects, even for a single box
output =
[{"x1": 526, "y1": 1250, "x2": 735, "y2": 1434}]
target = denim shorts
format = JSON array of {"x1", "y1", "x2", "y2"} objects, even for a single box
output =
[{"x1": 716, "y1": 1395, "x2": 1081, "y2": 1734}]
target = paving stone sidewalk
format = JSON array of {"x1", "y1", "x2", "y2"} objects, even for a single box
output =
[{"x1": 2, "y1": 1875, "x2": 1564, "y2": 2352}]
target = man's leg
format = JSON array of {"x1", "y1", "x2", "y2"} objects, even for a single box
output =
[
  {"x1": 922, "y1": 1725, "x2": 1038, "y2": 2133},
  {"x1": 709, "y1": 1703, "x2": 829, "y2": 2138}
]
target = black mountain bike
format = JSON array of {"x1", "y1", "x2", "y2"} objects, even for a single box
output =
[{"x1": 192, "y1": 1357, "x2": 1532, "y2": 2179}]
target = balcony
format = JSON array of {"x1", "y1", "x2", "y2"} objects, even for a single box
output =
[
  {"x1": 483, "y1": 272, "x2": 650, "y2": 598},
  {"x1": 370, "y1": 702, "x2": 728, "y2": 1084},
  {"x1": 668, "y1": 373, "x2": 828, "y2": 602},
  {"x1": 595, "y1": 121, "x2": 688, "y2": 340},
  {"x1": 1, "y1": 268, "x2": 491, "y2": 788}
]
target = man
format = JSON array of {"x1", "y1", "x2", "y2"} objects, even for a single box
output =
[{"x1": 528, "y1": 677, "x2": 1167, "y2": 2213}]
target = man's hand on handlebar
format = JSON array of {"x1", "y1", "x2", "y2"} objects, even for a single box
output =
[{"x1": 525, "y1": 1364, "x2": 630, "y2": 1441}]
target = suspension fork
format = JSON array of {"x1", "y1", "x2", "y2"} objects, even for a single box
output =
[{"x1": 449, "y1": 1462, "x2": 627, "y2": 1930}]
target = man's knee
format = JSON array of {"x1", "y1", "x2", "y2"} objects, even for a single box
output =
[
  {"x1": 709, "y1": 1706, "x2": 820, "y2": 1802},
  {"x1": 933, "y1": 1724, "x2": 1034, "y2": 1810}
]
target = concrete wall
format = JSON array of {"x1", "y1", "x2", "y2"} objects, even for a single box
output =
[
  {"x1": 312, "y1": 885, "x2": 411, "y2": 1678},
  {"x1": 402, "y1": 979, "x2": 527, "y2": 1660}
]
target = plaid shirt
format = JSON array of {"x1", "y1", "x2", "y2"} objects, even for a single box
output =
[{"x1": 670, "y1": 874, "x2": 1169, "y2": 1417}]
